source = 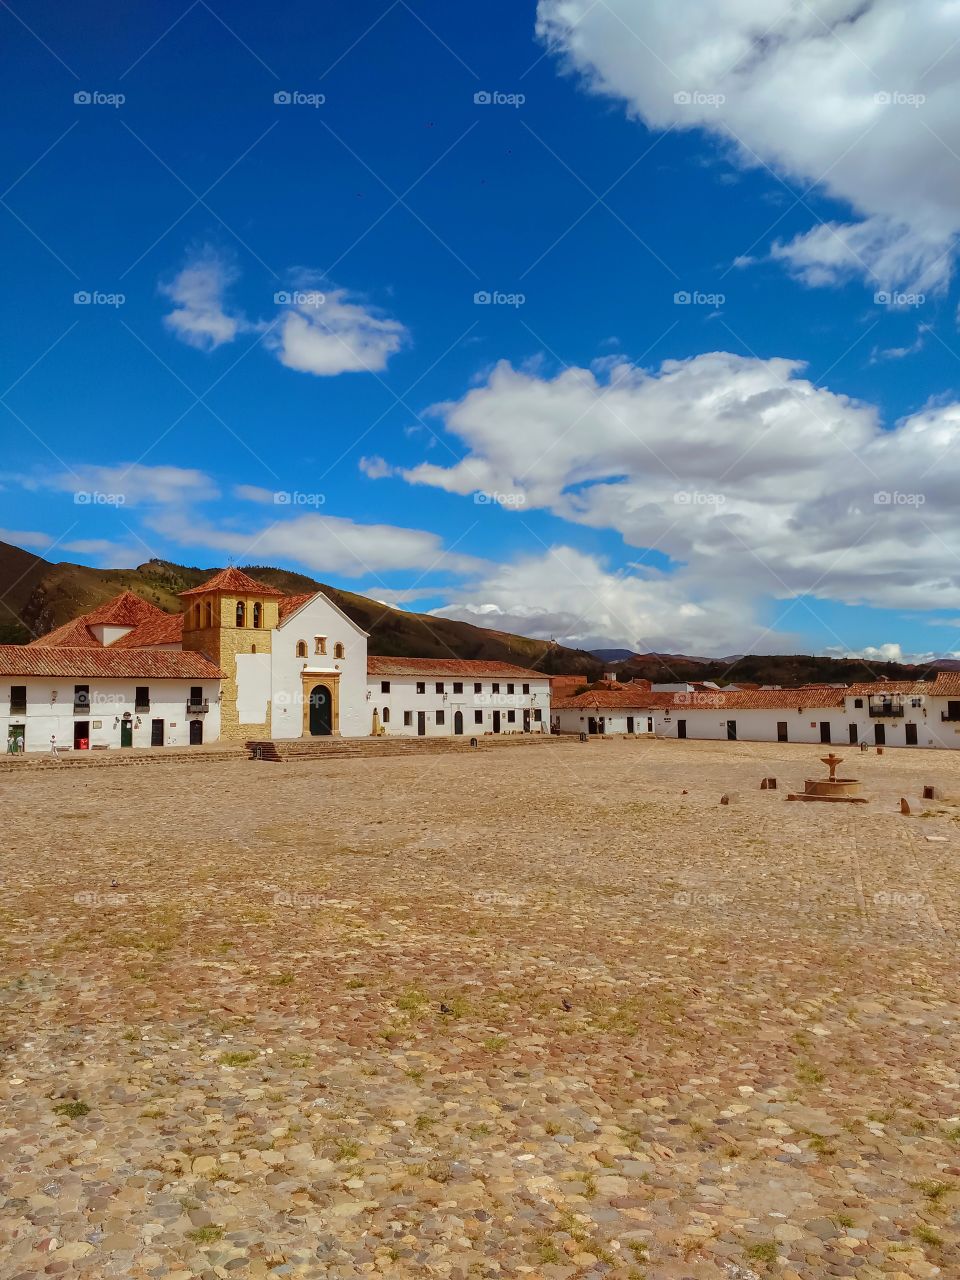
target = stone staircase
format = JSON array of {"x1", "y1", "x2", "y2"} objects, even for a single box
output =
[
  {"x1": 0, "y1": 743, "x2": 246, "y2": 773},
  {"x1": 245, "y1": 734, "x2": 581, "y2": 763}
]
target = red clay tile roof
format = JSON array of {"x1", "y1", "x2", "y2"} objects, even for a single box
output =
[
  {"x1": 278, "y1": 592, "x2": 315, "y2": 621},
  {"x1": 0, "y1": 646, "x2": 222, "y2": 679},
  {"x1": 553, "y1": 686, "x2": 667, "y2": 710},
  {"x1": 180, "y1": 568, "x2": 284, "y2": 597},
  {"x1": 109, "y1": 613, "x2": 184, "y2": 648},
  {"x1": 30, "y1": 591, "x2": 166, "y2": 647},
  {"x1": 367, "y1": 656, "x2": 547, "y2": 678}
]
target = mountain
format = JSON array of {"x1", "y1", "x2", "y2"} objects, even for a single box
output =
[
  {"x1": 615, "y1": 651, "x2": 950, "y2": 686},
  {"x1": 0, "y1": 541, "x2": 602, "y2": 677},
  {"x1": 589, "y1": 648, "x2": 637, "y2": 662}
]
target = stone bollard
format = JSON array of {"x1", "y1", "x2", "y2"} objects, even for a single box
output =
[
  {"x1": 760, "y1": 777, "x2": 777, "y2": 790},
  {"x1": 899, "y1": 797, "x2": 911, "y2": 815},
  {"x1": 876, "y1": 746, "x2": 884, "y2": 755},
  {"x1": 720, "y1": 792, "x2": 740, "y2": 805}
]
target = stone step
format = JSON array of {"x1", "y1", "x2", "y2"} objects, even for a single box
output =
[{"x1": 245, "y1": 734, "x2": 578, "y2": 762}]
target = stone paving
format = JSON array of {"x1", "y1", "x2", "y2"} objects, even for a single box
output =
[{"x1": 1, "y1": 737, "x2": 958, "y2": 1279}]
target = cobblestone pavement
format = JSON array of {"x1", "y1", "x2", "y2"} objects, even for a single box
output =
[{"x1": 1, "y1": 738, "x2": 958, "y2": 1279}]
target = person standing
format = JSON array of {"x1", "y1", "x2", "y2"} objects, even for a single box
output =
[{"x1": 50, "y1": 734, "x2": 60, "y2": 759}]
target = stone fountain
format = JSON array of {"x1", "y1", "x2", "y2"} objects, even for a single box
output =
[{"x1": 787, "y1": 752, "x2": 868, "y2": 804}]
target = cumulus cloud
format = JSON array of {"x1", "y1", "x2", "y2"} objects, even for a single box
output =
[
  {"x1": 536, "y1": 0, "x2": 960, "y2": 291},
  {"x1": 161, "y1": 250, "x2": 248, "y2": 350},
  {"x1": 394, "y1": 352, "x2": 960, "y2": 625},
  {"x1": 359, "y1": 455, "x2": 395, "y2": 479},
  {"x1": 42, "y1": 463, "x2": 220, "y2": 507},
  {"x1": 148, "y1": 510, "x2": 484, "y2": 579},
  {"x1": 271, "y1": 287, "x2": 408, "y2": 376},
  {"x1": 0, "y1": 527, "x2": 55, "y2": 551}
]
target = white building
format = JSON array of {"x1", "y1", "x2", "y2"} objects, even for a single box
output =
[
  {"x1": 551, "y1": 685, "x2": 656, "y2": 736},
  {"x1": 367, "y1": 658, "x2": 551, "y2": 737}
]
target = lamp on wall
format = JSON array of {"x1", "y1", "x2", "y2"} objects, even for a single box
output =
[{"x1": 51, "y1": 690, "x2": 58, "y2": 703}]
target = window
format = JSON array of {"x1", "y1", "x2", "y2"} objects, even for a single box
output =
[
  {"x1": 74, "y1": 684, "x2": 90, "y2": 713},
  {"x1": 435, "y1": 681, "x2": 444, "y2": 694},
  {"x1": 315, "y1": 636, "x2": 326, "y2": 655},
  {"x1": 382, "y1": 707, "x2": 390, "y2": 724},
  {"x1": 10, "y1": 685, "x2": 26, "y2": 715},
  {"x1": 492, "y1": 682, "x2": 500, "y2": 693},
  {"x1": 911, "y1": 696, "x2": 923, "y2": 707},
  {"x1": 416, "y1": 681, "x2": 426, "y2": 694},
  {"x1": 381, "y1": 680, "x2": 391, "y2": 693},
  {"x1": 251, "y1": 644, "x2": 257, "y2": 654},
  {"x1": 854, "y1": 697, "x2": 863, "y2": 708},
  {"x1": 474, "y1": 682, "x2": 482, "y2": 694},
  {"x1": 253, "y1": 602, "x2": 262, "y2": 628},
  {"x1": 296, "y1": 640, "x2": 307, "y2": 658},
  {"x1": 436, "y1": 709, "x2": 445, "y2": 725},
  {"x1": 236, "y1": 601, "x2": 246, "y2": 627},
  {"x1": 507, "y1": 709, "x2": 516, "y2": 723},
  {"x1": 523, "y1": 683, "x2": 530, "y2": 694},
  {"x1": 188, "y1": 686, "x2": 204, "y2": 710},
  {"x1": 334, "y1": 642, "x2": 345, "y2": 660},
  {"x1": 453, "y1": 682, "x2": 463, "y2": 694},
  {"x1": 135, "y1": 686, "x2": 150, "y2": 712},
  {"x1": 535, "y1": 708, "x2": 542, "y2": 722},
  {"x1": 507, "y1": 683, "x2": 514, "y2": 694},
  {"x1": 475, "y1": 710, "x2": 483, "y2": 724},
  {"x1": 403, "y1": 711, "x2": 412, "y2": 726}
]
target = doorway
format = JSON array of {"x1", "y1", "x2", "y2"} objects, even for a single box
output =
[
  {"x1": 849, "y1": 723, "x2": 858, "y2": 744},
  {"x1": 454, "y1": 710, "x2": 464, "y2": 735},
  {"x1": 417, "y1": 710, "x2": 426, "y2": 736},
  {"x1": 120, "y1": 719, "x2": 133, "y2": 748},
  {"x1": 626, "y1": 716, "x2": 635, "y2": 734},
  {"x1": 492, "y1": 710, "x2": 501, "y2": 734},
  {"x1": 905, "y1": 723, "x2": 918, "y2": 746},
  {"x1": 726, "y1": 720, "x2": 737, "y2": 741},
  {"x1": 874, "y1": 723, "x2": 886, "y2": 746},
  {"x1": 820, "y1": 722, "x2": 831, "y2": 743},
  {"x1": 7, "y1": 724, "x2": 24, "y2": 753},
  {"x1": 73, "y1": 721, "x2": 89, "y2": 750},
  {"x1": 189, "y1": 719, "x2": 203, "y2": 745},
  {"x1": 777, "y1": 721, "x2": 788, "y2": 742},
  {"x1": 151, "y1": 719, "x2": 164, "y2": 747},
  {"x1": 677, "y1": 719, "x2": 686, "y2": 739},
  {"x1": 523, "y1": 709, "x2": 531, "y2": 732},
  {"x1": 308, "y1": 685, "x2": 332, "y2": 736}
]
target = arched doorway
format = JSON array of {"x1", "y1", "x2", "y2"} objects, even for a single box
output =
[
  {"x1": 454, "y1": 710, "x2": 464, "y2": 735},
  {"x1": 309, "y1": 685, "x2": 333, "y2": 736}
]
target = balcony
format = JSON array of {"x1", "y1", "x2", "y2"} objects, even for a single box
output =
[
  {"x1": 186, "y1": 699, "x2": 209, "y2": 714},
  {"x1": 135, "y1": 700, "x2": 150, "y2": 713},
  {"x1": 868, "y1": 700, "x2": 904, "y2": 718},
  {"x1": 941, "y1": 709, "x2": 960, "y2": 722},
  {"x1": 73, "y1": 701, "x2": 91, "y2": 714}
]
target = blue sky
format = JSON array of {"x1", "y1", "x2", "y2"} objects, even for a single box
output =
[{"x1": 3, "y1": 0, "x2": 960, "y2": 660}]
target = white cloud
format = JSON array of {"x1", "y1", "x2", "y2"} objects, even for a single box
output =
[
  {"x1": 359, "y1": 455, "x2": 395, "y2": 479},
  {"x1": 148, "y1": 510, "x2": 483, "y2": 578},
  {"x1": 44, "y1": 464, "x2": 219, "y2": 507},
  {"x1": 161, "y1": 250, "x2": 248, "y2": 350},
  {"x1": 536, "y1": 0, "x2": 960, "y2": 291},
  {"x1": 272, "y1": 288, "x2": 408, "y2": 376},
  {"x1": 394, "y1": 352, "x2": 960, "y2": 632},
  {"x1": 0, "y1": 527, "x2": 55, "y2": 551}
]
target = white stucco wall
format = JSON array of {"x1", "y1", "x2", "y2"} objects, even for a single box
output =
[
  {"x1": 553, "y1": 707, "x2": 655, "y2": 735},
  {"x1": 270, "y1": 593, "x2": 369, "y2": 739},
  {"x1": 369, "y1": 674, "x2": 551, "y2": 737},
  {"x1": 1, "y1": 678, "x2": 221, "y2": 753},
  {"x1": 236, "y1": 653, "x2": 272, "y2": 725}
]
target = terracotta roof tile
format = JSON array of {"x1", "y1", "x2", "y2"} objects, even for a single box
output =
[
  {"x1": 0, "y1": 646, "x2": 222, "y2": 679},
  {"x1": 367, "y1": 656, "x2": 547, "y2": 678},
  {"x1": 30, "y1": 591, "x2": 167, "y2": 647},
  {"x1": 278, "y1": 592, "x2": 315, "y2": 621},
  {"x1": 180, "y1": 568, "x2": 284, "y2": 597},
  {"x1": 109, "y1": 613, "x2": 184, "y2": 648}
]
